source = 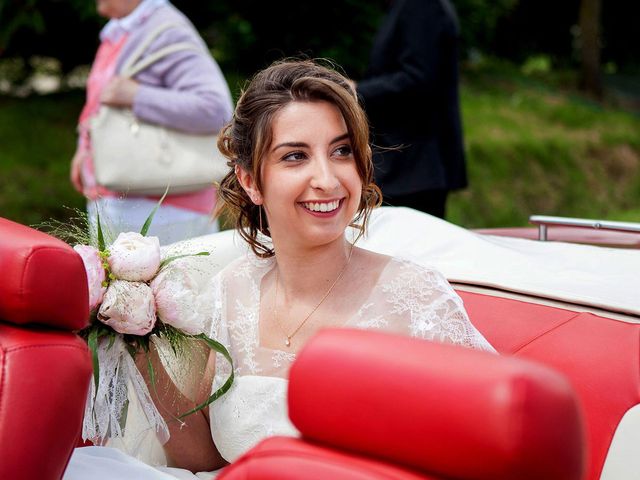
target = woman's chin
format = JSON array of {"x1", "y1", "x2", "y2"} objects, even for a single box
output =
[{"x1": 299, "y1": 226, "x2": 350, "y2": 250}]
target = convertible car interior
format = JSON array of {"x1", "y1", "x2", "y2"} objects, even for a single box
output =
[{"x1": 0, "y1": 207, "x2": 637, "y2": 480}]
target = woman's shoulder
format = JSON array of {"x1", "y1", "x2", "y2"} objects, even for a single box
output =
[
  {"x1": 146, "y1": 4, "x2": 197, "y2": 31},
  {"x1": 369, "y1": 253, "x2": 463, "y2": 307},
  {"x1": 351, "y1": 248, "x2": 457, "y2": 305},
  {"x1": 376, "y1": 253, "x2": 450, "y2": 287},
  {"x1": 130, "y1": 4, "x2": 205, "y2": 49},
  {"x1": 216, "y1": 252, "x2": 274, "y2": 286}
]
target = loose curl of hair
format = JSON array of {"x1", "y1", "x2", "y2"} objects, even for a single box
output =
[{"x1": 217, "y1": 59, "x2": 382, "y2": 258}]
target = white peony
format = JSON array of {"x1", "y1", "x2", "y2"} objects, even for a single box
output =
[
  {"x1": 151, "y1": 260, "x2": 207, "y2": 335},
  {"x1": 108, "y1": 232, "x2": 161, "y2": 282},
  {"x1": 97, "y1": 280, "x2": 156, "y2": 335}
]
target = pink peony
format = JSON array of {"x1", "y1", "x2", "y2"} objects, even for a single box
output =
[
  {"x1": 151, "y1": 261, "x2": 206, "y2": 335},
  {"x1": 74, "y1": 244, "x2": 107, "y2": 311},
  {"x1": 97, "y1": 280, "x2": 156, "y2": 335},
  {"x1": 108, "y1": 232, "x2": 161, "y2": 282}
]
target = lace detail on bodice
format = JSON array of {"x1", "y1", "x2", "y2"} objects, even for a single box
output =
[
  {"x1": 272, "y1": 350, "x2": 296, "y2": 368},
  {"x1": 209, "y1": 254, "x2": 494, "y2": 385},
  {"x1": 209, "y1": 376, "x2": 297, "y2": 463},
  {"x1": 206, "y1": 252, "x2": 495, "y2": 462},
  {"x1": 231, "y1": 297, "x2": 262, "y2": 375},
  {"x1": 353, "y1": 302, "x2": 389, "y2": 329},
  {"x1": 378, "y1": 259, "x2": 493, "y2": 349}
]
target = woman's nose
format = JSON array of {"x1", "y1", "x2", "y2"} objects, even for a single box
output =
[{"x1": 309, "y1": 156, "x2": 340, "y2": 191}]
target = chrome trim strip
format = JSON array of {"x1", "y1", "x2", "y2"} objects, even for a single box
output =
[{"x1": 529, "y1": 215, "x2": 640, "y2": 241}]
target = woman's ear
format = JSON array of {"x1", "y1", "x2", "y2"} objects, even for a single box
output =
[{"x1": 235, "y1": 165, "x2": 263, "y2": 205}]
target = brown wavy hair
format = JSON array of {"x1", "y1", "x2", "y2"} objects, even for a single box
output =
[{"x1": 217, "y1": 59, "x2": 382, "y2": 258}]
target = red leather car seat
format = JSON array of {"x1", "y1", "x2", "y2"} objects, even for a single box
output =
[
  {"x1": 460, "y1": 290, "x2": 640, "y2": 480},
  {"x1": 0, "y1": 217, "x2": 92, "y2": 480},
  {"x1": 220, "y1": 329, "x2": 585, "y2": 480}
]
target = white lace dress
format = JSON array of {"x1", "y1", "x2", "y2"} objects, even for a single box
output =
[
  {"x1": 207, "y1": 254, "x2": 495, "y2": 461},
  {"x1": 65, "y1": 253, "x2": 494, "y2": 480}
]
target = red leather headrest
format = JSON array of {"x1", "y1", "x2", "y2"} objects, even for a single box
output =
[
  {"x1": 289, "y1": 329, "x2": 585, "y2": 480},
  {"x1": 0, "y1": 217, "x2": 89, "y2": 330},
  {"x1": 220, "y1": 436, "x2": 433, "y2": 480}
]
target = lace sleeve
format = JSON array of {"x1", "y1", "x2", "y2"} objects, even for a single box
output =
[
  {"x1": 204, "y1": 273, "x2": 223, "y2": 341},
  {"x1": 369, "y1": 259, "x2": 496, "y2": 353},
  {"x1": 204, "y1": 272, "x2": 234, "y2": 389}
]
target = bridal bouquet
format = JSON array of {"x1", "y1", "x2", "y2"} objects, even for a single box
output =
[{"x1": 57, "y1": 197, "x2": 233, "y2": 446}]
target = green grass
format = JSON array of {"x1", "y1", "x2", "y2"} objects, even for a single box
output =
[
  {"x1": 447, "y1": 66, "x2": 640, "y2": 227},
  {"x1": 1, "y1": 65, "x2": 639, "y2": 230},
  {"x1": 0, "y1": 91, "x2": 85, "y2": 226}
]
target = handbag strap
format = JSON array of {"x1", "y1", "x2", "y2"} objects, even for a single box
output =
[{"x1": 120, "y1": 22, "x2": 200, "y2": 78}]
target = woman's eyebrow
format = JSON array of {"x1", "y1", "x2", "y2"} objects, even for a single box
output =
[
  {"x1": 271, "y1": 133, "x2": 349, "y2": 153},
  {"x1": 330, "y1": 133, "x2": 350, "y2": 144},
  {"x1": 271, "y1": 141, "x2": 308, "y2": 152}
]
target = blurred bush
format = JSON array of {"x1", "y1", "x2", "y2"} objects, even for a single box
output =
[{"x1": 1, "y1": 0, "x2": 637, "y2": 83}]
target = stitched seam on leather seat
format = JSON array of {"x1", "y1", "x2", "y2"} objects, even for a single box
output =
[
  {"x1": 0, "y1": 350, "x2": 6, "y2": 427},
  {"x1": 16, "y1": 246, "x2": 33, "y2": 314},
  {"x1": 512, "y1": 312, "x2": 582, "y2": 354},
  {"x1": 5, "y1": 344, "x2": 88, "y2": 354}
]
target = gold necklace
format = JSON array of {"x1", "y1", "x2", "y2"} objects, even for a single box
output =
[{"x1": 273, "y1": 244, "x2": 354, "y2": 348}]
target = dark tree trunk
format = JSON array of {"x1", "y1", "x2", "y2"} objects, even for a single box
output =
[{"x1": 578, "y1": 0, "x2": 603, "y2": 98}]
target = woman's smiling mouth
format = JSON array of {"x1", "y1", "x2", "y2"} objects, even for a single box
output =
[{"x1": 300, "y1": 199, "x2": 342, "y2": 214}]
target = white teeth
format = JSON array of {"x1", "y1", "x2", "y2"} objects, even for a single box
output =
[{"x1": 303, "y1": 200, "x2": 340, "y2": 212}]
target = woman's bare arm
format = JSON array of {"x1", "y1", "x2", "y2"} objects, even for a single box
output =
[{"x1": 135, "y1": 341, "x2": 227, "y2": 472}]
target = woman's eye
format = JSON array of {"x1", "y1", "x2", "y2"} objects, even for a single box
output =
[
  {"x1": 282, "y1": 151, "x2": 307, "y2": 162},
  {"x1": 334, "y1": 145, "x2": 353, "y2": 157}
]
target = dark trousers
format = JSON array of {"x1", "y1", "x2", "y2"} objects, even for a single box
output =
[{"x1": 384, "y1": 189, "x2": 448, "y2": 219}]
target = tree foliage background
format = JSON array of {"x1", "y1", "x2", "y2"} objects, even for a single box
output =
[
  {"x1": 1, "y1": 0, "x2": 639, "y2": 227},
  {"x1": 1, "y1": 0, "x2": 637, "y2": 83}
]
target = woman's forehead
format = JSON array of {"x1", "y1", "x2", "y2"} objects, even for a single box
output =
[{"x1": 269, "y1": 101, "x2": 348, "y2": 140}]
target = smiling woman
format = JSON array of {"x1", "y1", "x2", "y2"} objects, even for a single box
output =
[
  {"x1": 217, "y1": 60, "x2": 381, "y2": 258},
  {"x1": 215, "y1": 59, "x2": 495, "y2": 354},
  {"x1": 64, "y1": 59, "x2": 495, "y2": 479},
  {"x1": 239, "y1": 101, "x2": 363, "y2": 253}
]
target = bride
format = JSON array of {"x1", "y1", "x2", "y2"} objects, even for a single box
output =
[{"x1": 65, "y1": 59, "x2": 494, "y2": 479}]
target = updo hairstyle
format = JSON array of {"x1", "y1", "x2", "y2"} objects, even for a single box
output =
[{"x1": 217, "y1": 59, "x2": 382, "y2": 258}]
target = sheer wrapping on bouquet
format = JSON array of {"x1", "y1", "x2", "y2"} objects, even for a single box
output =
[{"x1": 82, "y1": 337, "x2": 170, "y2": 452}]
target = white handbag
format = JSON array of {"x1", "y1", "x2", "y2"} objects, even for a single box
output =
[{"x1": 90, "y1": 23, "x2": 229, "y2": 195}]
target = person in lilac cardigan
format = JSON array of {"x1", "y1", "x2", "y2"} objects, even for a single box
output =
[{"x1": 71, "y1": 0, "x2": 234, "y2": 244}]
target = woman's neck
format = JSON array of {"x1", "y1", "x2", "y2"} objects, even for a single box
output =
[{"x1": 271, "y1": 237, "x2": 352, "y2": 301}]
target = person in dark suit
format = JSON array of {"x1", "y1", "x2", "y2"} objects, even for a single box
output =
[{"x1": 355, "y1": 0, "x2": 466, "y2": 218}]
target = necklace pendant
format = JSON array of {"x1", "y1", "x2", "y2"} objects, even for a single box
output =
[{"x1": 285, "y1": 337, "x2": 291, "y2": 347}]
